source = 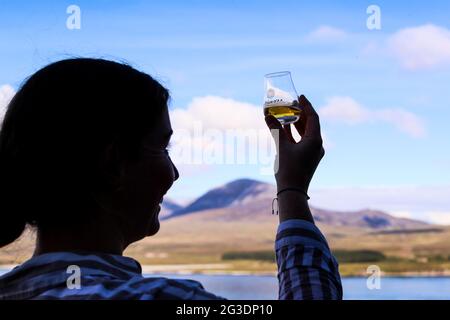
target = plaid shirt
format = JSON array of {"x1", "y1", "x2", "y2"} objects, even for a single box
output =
[
  {"x1": 0, "y1": 219, "x2": 342, "y2": 300},
  {"x1": 275, "y1": 219, "x2": 342, "y2": 299}
]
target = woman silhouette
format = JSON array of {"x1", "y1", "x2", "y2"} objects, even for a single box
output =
[{"x1": 0, "y1": 58, "x2": 341, "y2": 300}]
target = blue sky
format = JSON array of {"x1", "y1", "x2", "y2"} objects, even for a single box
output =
[{"x1": 0, "y1": 1, "x2": 449, "y2": 223}]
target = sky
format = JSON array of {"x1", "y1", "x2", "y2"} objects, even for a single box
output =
[{"x1": 0, "y1": 0, "x2": 449, "y2": 224}]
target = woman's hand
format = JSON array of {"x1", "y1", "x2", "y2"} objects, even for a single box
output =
[{"x1": 264, "y1": 95, "x2": 325, "y2": 222}]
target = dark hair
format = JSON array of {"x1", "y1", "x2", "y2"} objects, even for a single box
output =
[{"x1": 0, "y1": 58, "x2": 169, "y2": 248}]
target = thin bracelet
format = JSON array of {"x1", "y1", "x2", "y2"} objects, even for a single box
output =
[
  {"x1": 272, "y1": 187, "x2": 310, "y2": 215},
  {"x1": 272, "y1": 197, "x2": 278, "y2": 215},
  {"x1": 277, "y1": 187, "x2": 310, "y2": 200}
]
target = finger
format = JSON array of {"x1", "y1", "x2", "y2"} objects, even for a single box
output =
[
  {"x1": 294, "y1": 111, "x2": 306, "y2": 137},
  {"x1": 298, "y1": 95, "x2": 322, "y2": 139},
  {"x1": 264, "y1": 115, "x2": 289, "y2": 145},
  {"x1": 283, "y1": 124, "x2": 296, "y2": 143}
]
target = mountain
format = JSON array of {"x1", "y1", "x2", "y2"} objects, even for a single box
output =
[
  {"x1": 163, "y1": 178, "x2": 430, "y2": 230},
  {"x1": 0, "y1": 178, "x2": 443, "y2": 270},
  {"x1": 167, "y1": 178, "x2": 274, "y2": 218},
  {"x1": 311, "y1": 207, "x2": 428, "y2": 230},
  {"x1": 159, "y1": 198, "x2": 183, "y2": 218}
]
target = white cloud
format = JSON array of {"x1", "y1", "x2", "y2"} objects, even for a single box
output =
[
  {"x1": 388, "y1": 24, "x2": 450, "y2": 70},
  {"x1": 319, "y1": 96, "x2": 426, "y2": 138},
  {"x1": 0, "y1": 84, "x2": 15, "y2": 122},
  {"x1": 376, "y1": 108, "x2": 426, "y2": 138},
  {"x1": 306, "y1": 25, "x2": 348, "y2": 42},
  {"x1": 310, "y1": 185, "x2": 450, "y2": 225},
  {"x1": 169, "y1": 96, "x2": 332, "y2": 172},
  {"x1": 171, "y1": 96, "x2": 265, "y2": 131},
  {"x1": 171, "y1": 95, "x2": 332, "y2": 143},
  {"x1": 169, "y1": 96, "x2": 275, "y2": 173},
  {"x1": 319, "y1": 96, "x2": 369, "y2": 124},
  {"x1": 389, "y1": 211, "x2": 450, "y2": 226},
  {"x1": 425, "y1": 212, "x2": 450, "y2": 225},
  {"x1": 390, "y1": 211, "x2": 413, "y2": 219}
]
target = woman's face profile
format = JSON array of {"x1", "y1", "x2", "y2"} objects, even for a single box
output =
[
  {"x1": 0, "y1": 58, "x2": 180, "y2": 254},
  {"x1": 110, "y1": 105, "x2": 179, "y2": 244}
]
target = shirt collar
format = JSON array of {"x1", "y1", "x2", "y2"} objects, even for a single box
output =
[{"x1": 3, "y1": 251, "x2": 143, "y2": 282}]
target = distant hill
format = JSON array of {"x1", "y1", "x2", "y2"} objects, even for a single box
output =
[
  {"x1": 159, "y1": 197, "x2": 183, "y2": 218},
  {"x1": 167, "y1": 179, "x2": 272, "y2": 217},
  {"x1": 163, "y1": 178, "x2": 429, "y2": 230},
  {"x1": 2, "y1": 178, "x2": 447, "y2": 274}
]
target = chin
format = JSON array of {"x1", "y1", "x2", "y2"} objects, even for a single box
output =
[
  {"x1": 145, "y1": 205, "x2": 161, "y2": 236},
  {"x1": 146, "y1": 219, "x2": 160, "y2": 236}
]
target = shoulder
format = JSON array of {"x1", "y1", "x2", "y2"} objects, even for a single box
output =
[{"x1": 121, "y1": 276, "x2": 226, "y2": 300}]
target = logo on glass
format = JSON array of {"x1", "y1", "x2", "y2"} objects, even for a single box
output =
[{"x1": 263, "y1": 71, "x2": 302, "y2": 125}]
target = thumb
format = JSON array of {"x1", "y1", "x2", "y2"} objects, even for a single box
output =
[{"x1": 265, "y1": 115, "x2": 288, "y2": 145}]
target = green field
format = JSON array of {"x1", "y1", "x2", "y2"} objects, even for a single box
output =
[{"x1": 2, "y1": 209, "x2": 450, "y2": 276}]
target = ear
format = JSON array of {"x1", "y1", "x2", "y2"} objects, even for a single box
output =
[{"x1": 98, "y1": 142, "x2": 125, "y2": 191}]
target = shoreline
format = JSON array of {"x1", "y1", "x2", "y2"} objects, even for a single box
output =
[{"x1": 2, "y1": 264, "x2": 450, "y2": 278}]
